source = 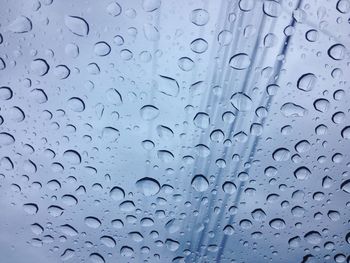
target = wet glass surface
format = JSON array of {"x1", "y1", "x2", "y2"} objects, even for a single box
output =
[{"x1": 0, "y1": 0, "x2": 349, "y2": 262}]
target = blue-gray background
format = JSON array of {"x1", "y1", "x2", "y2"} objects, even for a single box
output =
[{"x1": 0, "y1": 0, "x2": 349, "y2": 262}]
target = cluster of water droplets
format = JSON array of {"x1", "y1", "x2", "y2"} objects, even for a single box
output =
[{"x1": 0, "y1": 0, "x2": 349, "y2": 262}]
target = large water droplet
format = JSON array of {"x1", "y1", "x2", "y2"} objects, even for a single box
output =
[
  {"x1": 8, "y1": 16, "x2": 32, "y2": 33},
  {"x1": 297, "y1": 73, "x2": 317, "y2": 92},
  {"x1": 328, "y1": 44, "x2": 345, "y2": 60},
  {"x1": 191, "y1": 174, "x2": 209, "y2": 192},
  {"x1": 31, "y1": 59, "x2": 50, "y2": 76},
  {"x1": 85, "y1": 217, "x2": 101, "y2": 228},
  {"x1": 110, "y1": 186, "x2": 125, "y2": 201},
  {"x1": 229, "y1": 53, "x2": 251, "y2": 70},
  {"x1": 140, "y1": 105, "x2": 159, "y2": 120},
  {"x1": 136, "y1": 177, "x2": 160, "y2": 196},
  {"x1": 230, "y1": 92, "x2": 253, "y2": 112},
  {"x1": 64, "y1": 16, "x2": 89, "y2": 36},
  {"x1": 190, "y1": 9, "x2": 209, "y2": 26}
]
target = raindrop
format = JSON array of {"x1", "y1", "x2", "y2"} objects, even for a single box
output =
[
  {"x1": 193, "y1": 112, "x2": 210, "y2": 129},
  {"x1": 158, "y1": 75, "x2": 179, "y2": 97},
  {"x1": 269, "y1": 218, "x2": 286, "y2": 230},
  {"x1": 280, "y1": 103, "x2": 307, "y2": 117},
  {"x1": 143, "y1": 0, "x2": 161, "y2": 12},
  {"x1": 0, "y1": 132, "x2": 15, "y2": 146},
  {"x1": 340, "y1": 179, "x2": 350, "y2": 194},
  {"x1": 297, "y1": 73, "x2": 317, "y2": 92},
  {"x1": 0, "y1": 86, "x2": 13, "y2": 100},
  {"x1": 191, "y1": 174, "x2": 209, "y2": 192},
  {"x1": 190, "y1": 9, "x2": 209, "y2": 26},
  {"x1": 31, "y1": 59, "x2": 50, "y2": 76},
  {"x1": 229, "y1": 53, "x2": 251, "y2": 70},
  {"x1": 178, "y1": 57, "x2": 194, "y2": 71},
  {"x1": 272, "y1": 148, "x2": 290, "y2": 161},
  {"x1": 106, "y1": 2, "x2": 122, "y2": 16},
  {"x1": 341, "y1": 126, "x2": 350, "y2": 139},
  {"x1": 94, "y1": 41, "x2": 111, "y2": 56},
  {"x1": 63, "y1": 150, "x2": 81, "y2": 164},
  {"x1": 190, "y1": 38, "x2": 208, "y2": 53},
  {"x1": 64, "y1": 16, "x2": 89, "y2": 36},
  {"x1": 110, "y1": 186, "x2": 125, "y2": 201},
  {"x1": 294, "y1": 166, "x2": 311, "y2": 180},
  {"x1": 328, "y1": 44, "x2": 345, "y2": 60},
  {"x1": 67, "y1": 97, "x2": 85, "y2": 112},
  {"x1": 222, "y1": 181, "x2": 237, "y2": 194},
  {"x1": 8, "y1": 16, "x2": 32, "y2": 33},
  {"x1": 140, "y1": 105, "x2": 159, "y2": 120},
  {"x1": 136, "y1": 177, "x2": 160, "y2": 196},
  {"x1": 89, "y1": 253, "x2": 105, "y2": 263},
  {"x1": 23, "y1": 203, "x2": 38, "y2": 215},
  {"x1": 230, "y1": 92, "x2": 253, "y2": 112},
  {"x1": 100, "y1": 236, "x2": 116, "y2": 248},
  {"x1": 54, "y1": 65, "x2": 70, "y2": 79},
  {"x1": 85, "y1": 217, "x2": 101, "y2": 228},
  {"x1": 304, "y1": 231, "x2": 322, "y2": 244}
]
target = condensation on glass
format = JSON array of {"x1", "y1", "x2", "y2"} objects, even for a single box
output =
[{"x1": 0, "y1": 0, "x2": 349, "y2": 262}]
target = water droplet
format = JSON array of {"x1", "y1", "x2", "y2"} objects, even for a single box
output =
[
  {"x1": 191, "y1": 174, "x2": 209, "y2": 192},
  {"x1": 190, "y1": 38, "x2": 208, "y2": 53},
  {"x1": 67, "y1": 97, "x2": 85, "y2": 112},
  {"x1": 229, "y1": 53, "x2": 251, "y2": 70},
  {"x1": 230, "y1": 92, "x2": 253, "y2": 112},
  {"x1": 280, "y1": 103, "x2": 307, "y2": 117},
  {"x1": 136, "y1": 177, "x2": 160, "y2": 196},
  {"x1": 143, "y1": 23, "x2": 160, "y2": 41},
  {"x1": 120, "y1": 246, "x2": 134, "y2": 257},
  {"x1": 272, "y1": 148, "x2": 290, "y2": 161},
  {"x1": 60, "y1": 224, "x2": 78, "y2": 236},
  {"x1": 8, "y1": 16, "x2": 32, "y2": 33},
  {"x1": 106, "y1": 2, "x2": 122, "y2": 16},
  {"x1": 157, "y1": 150, "x2": 174, "y2": 162},
  {"x1": 297, "y1": 73, "x2": 317, "y2": 92},
  {"x1": 23, "y1": 203, "x2": 38, "y2": 215},
  {"x1": 340, "y1": 179, "x2": 350, "y2": 193},
  {"x1": 31, "y1": 59, "x2": 50, "y2": 76},
  {"x1": 0, "y1": 132, "x2": 15, "y2": 146},
  {"x1": 63, "y1": 150, "x2": 81, "y2": 164},
  {"x1": 0, "y1": 86, "x2": 13, "y2": 100},
  {"x1": 106, "y1": 88, "x2": 123, "y2": 105},
  {"x1": 222, "y1": 181, "x2": 237, "y2": 194},
  {"x1": 142, "y1": 0, "x2": 161, "y2": 12},
  {"x1": 337, "y1": 0, "x2": 350, "y2": 13},
  {"x1": 269, "y1": 218, "x2": 286, "y2": 230},
  {"x1": 190, "y1": 9, "x2": 209, "y2": 26},
  {"x1": 31, "y1": 89, "x2": 48, "y2": 103},
  {"x1": 218, "y1": 30, "x2": 233, "y2": 46},
  {"x1": 313, "y1": 98, "x2": 329, "y2": 112},
  {"x1": 341, "y1": 126, "x2": 350, "y2": 139},
  {"x1": 94, "y1": 41, "x2": 111, "y2": 56},
  {"x1": 110, "y1": 186, "x2": 125, "y2": 201},
  {"x1": 294, "y1": 166, "x2": 311, "y2": 180},
  {"x1": 305, "y1": 29, "x2": 318, "y2": 42},
  {"x1": 328, "y1": 44, "x2": 345, "y2": 60},
  {"x1": 85, "y1": 217, "x2": 101, "y2": 228},
  {"x1": 178, "y1": 57, "x2": 194, "y2": 71},
  {"x1": 65, "y1": 16, "x2": 89, "y2": 36},
  {"x1": 263, "y1": 0, "x2": 281, "y2": 17},
  {"x1": 304, "y1": 231, "x2": 322, "y2": 244},
  {"x1": 158, "y1": 75, "x2": 179, "y2": 97},
  {"x1": 193, "y1": 112, "x2": 210, "y2": 129},
  {"x1": 140, "y1": 105, "x2": 159, "y2": 120},
  {"x1": 61, "y1": 249, "x2": 75, "y2": 261},
  {"x1": 89, "y1": 253, "x2": 105, "y2": 263},
  {"x1": 100, "y1": 236, "x2": 116, "y2": 248}
]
